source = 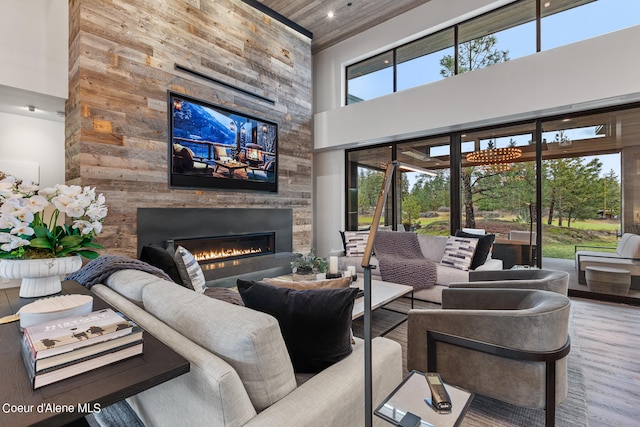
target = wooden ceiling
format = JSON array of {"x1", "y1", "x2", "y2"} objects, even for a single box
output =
[{"x1": 256, "y1": 0, "x2": 433, "y2": 53}]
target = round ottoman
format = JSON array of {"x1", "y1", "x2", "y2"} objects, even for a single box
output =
[{"x1": 584, "y1": 266, "x2": 631, "y2": 295}]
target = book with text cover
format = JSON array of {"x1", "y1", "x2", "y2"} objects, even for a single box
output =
[
  {"x1": 21, "y1": 341, "x2": 144, "y2": 389},
  {"x1": 22, "y1": 327, "x2": 144, "y2": 373},
  {"x1": 23, "y1": 308, "x2": 135, "y2": 360}
]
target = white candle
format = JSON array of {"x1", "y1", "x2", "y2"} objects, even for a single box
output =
[
  {"x1": 347, "y1": 266, "x2": 356, "y2": 276},
  {"x1": 329, "y1": 256, "x2": 339, "y2": 274}
]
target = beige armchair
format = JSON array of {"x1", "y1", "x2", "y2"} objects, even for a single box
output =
[
  {"x1": 407, "y1": 288, "x2": 571, "y2": 427},
  {"x1": 450, "y1": 268, "x2": 569, "y2": 295}
]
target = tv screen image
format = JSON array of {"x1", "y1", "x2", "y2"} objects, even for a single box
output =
[{"x1": 168, "y1": 91, "x2": 278, "y2": 192}]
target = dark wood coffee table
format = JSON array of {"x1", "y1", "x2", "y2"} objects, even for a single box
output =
[{"x1": 0, "y1": 281, "x2": 190, "y2": 427}]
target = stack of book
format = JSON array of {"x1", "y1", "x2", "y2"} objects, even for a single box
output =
[{"x1": 21, "y1": 308, "x2": 143, "y2": 389}]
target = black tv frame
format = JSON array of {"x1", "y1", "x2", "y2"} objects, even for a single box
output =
[{"x1": 167, "y1": 91, "x2": 278, "y2": 192}]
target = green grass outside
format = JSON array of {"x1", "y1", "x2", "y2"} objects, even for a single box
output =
[{"x1": 357, "y1": 212, "x2": 622, "y2": 260}]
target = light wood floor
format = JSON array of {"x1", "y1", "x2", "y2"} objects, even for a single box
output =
[
  {"x1": 354, "y1": 296, "x2": 640, "y2": 427},
  {"x1": 571, "y1": 297, "x2": 640, "y2": 427}
]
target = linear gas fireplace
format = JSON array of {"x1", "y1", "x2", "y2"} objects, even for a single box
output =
[
  {"x1": 137, "y1": 208, "x2": 295, "y2": 283},
  {"x1": 173, "y1": 232, "x2": 275, "y2": 264}
]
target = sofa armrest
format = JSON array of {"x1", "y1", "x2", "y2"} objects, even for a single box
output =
[
  {"x1": 576, "y1": 252, "x2": 640, "y2": 271},
  {"x1": 244, "y1": 337, "x2": 402, "y2": 427},
  {"x1": 574, "y1": 244, "x2": 616, "y2": 253},
  {"x1": 91, "y1": 284, "x2": 258, "y2": 427}
]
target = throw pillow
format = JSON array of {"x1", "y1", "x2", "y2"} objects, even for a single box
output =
[
  {"x1": 343, "y1": 230, "x2": 370, "y2": 257},
  {"x1": 237, "y1": 279, "x2": 359, "y2": 373},
  {"x1": 261, "y1": 276, "x2": 352, "y2": 290},
  {"x1": 455, "y1": 230, "x2": 496, "y2": 269},
  {"x1": 174, "y1": 245, "x2": 206, "y2": 293},
  {"x1": 139, "y1": 244, "x2": 184, "y2": 285},
  {"x1": 440, "y1": 236, "x2": 479, "y2": 271}
]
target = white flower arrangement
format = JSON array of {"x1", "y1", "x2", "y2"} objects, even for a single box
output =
[{"x1": 0, "y1": 175, "x2": 107, "y2": 259}]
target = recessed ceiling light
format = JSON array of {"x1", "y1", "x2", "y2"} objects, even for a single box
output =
[{"x1": 327, "y1": 11, "x2": 334, "y2": 18}]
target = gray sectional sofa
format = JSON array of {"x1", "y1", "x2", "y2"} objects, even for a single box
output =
[
  {"x1": 91, "y1": 269, "x2": 403, "y2": 427},
  {"x1": 340, "y1": 233, "x2": 503, "y2": 303}
]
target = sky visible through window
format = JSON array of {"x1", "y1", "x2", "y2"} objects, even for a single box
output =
[{"x1": 349, "y1": 0, "x2": 639, "y2": 101}]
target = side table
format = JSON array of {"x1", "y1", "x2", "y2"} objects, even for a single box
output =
[
  {"x1": 0, "y1": 281, "x2": 190, "y2": 427},
  {"x1": 375, "y1": 370, "x2": 473, "y2": 427}
]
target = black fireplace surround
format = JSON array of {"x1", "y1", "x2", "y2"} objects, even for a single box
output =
[{"x1": 137, "y1": 208, "x2": 295, "y2": 285}]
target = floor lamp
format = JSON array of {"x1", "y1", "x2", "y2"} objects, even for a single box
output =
[{"x1": 361, "y1": 160, "x2": 435, "y2": 426}]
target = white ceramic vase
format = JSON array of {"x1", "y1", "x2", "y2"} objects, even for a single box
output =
[{"x1": 0, "y1": 256, "x2": 83, "y2": 298}]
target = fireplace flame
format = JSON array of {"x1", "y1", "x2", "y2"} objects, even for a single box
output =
[{"x1": 194, "y1": 247, "x2": 263, "y2": 262}]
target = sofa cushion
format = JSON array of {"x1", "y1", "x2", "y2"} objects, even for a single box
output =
[
  {"x1": 617, "y1": 233, "x2": 640, "y2": 258},
  {"x1": 237, "y1": 279, "x2": 359, "y2": 373},
  {"x1": 455, "y1": 230, "x2": 496, "y2": 269},
  {"x1": 173, "y1": 245, "x2": 206, "y2": 293},
  {"x1": 139, "y1": 244, "x2": 184, "y2": 285},
  {"x1": 105, "y1": 269, "x2": 167, "y2": 304},
  {"x1": 416, "y1": 234, "x2": 448, "y2": 262},
  {"x1": 262, "y1": 276, "x2": 352, "y2": 290},
  {"x1": 142, "y1": 280, "x2": 296, "y2": 411},
  {"x1": 440, "y1": 236, "x2": 478, "y2": 271}
]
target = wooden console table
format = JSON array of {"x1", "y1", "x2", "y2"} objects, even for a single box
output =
[
  {"x1": 493, "y1": 239, "x2": 536, "y2": 269},
  {"x1": 0, "y1": 281, "x2": 190, "y2": 427}
]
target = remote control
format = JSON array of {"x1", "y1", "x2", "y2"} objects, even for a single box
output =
[{"x1": 425, "y1": 372, "x2": 452, "y2": 411}]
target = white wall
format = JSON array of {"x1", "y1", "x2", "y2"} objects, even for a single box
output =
[
  {"x1": 312, "y1": 0, "x2": 640, "y2": 256},
  {"x1": 0, "y1": 112, "x2": 65, "y2": 187},
  {"x1": 0, "y1": 0, "x2": 68, "y2": 98},
  {"x1": 0, "y1": 0, "x2": 68, "y2": 192}
]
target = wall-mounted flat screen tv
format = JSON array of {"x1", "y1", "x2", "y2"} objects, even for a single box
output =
[{"x1": 168, "y1": 91, "x2": 278, "y2": 192}]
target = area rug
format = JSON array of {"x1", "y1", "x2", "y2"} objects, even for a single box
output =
[{"x1": 354, "y1": 302, "x2": 589, "y2": 427}]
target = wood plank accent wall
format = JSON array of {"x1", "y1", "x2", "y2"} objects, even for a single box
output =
[{"x1": 67, "y1": 0, "x2": 313, "y2": 258}]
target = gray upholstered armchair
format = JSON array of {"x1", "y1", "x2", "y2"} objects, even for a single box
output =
[
  {"x1": 407, "y1": 288, "x2": 571, "y2": 427},
  {"x1": 449, "y1": 268, "x2": 569, "y2": 295}
]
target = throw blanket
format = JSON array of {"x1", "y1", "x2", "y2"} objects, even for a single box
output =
[
  {"x1": 66, "y1": 255, "x2": 172, "y2": 289},
  {"x1": 373, "y1": 231, "x2": 437, "y2": 290}
]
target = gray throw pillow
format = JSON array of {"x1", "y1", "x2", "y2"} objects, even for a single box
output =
[{"x1": 173, "y1": 245, "x2": 206, "y2": 292}]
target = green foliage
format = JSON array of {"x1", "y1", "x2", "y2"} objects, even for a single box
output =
[
  {"x1": 291, "y1": 250, "x2": 328, "y2": 273},
  {"x1": 357, "y1": 168, "x2": 384, "y2": 213},
  {"x1": 402, "y1": 195, "x2": 421, "y2": 225},
  {"x1": 440, "y1": 35, "x2": 509, "y2": 77}
]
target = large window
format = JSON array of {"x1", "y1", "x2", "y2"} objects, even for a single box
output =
[
  {"x1": 396, "y1": 29, "x2": 454, "y2": 91},
  {"x1": 346, "y1": 51, "x2": 394, "y2": 104},
  {"x1": 541, "y1": 0, "x2": 639, "y2": 50},
  {"x1": 346, "y1": 137, "x2": 451, "y2": 233},
  {"x1": 345, "y1": 0, "x2": 639, "y2": 104},
  {"x1": 457, "y1": 0, "x2": 536, "y2": 75},
  {"x1": 461, "y1": 123, "x2": 537, "y2": 241}
]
